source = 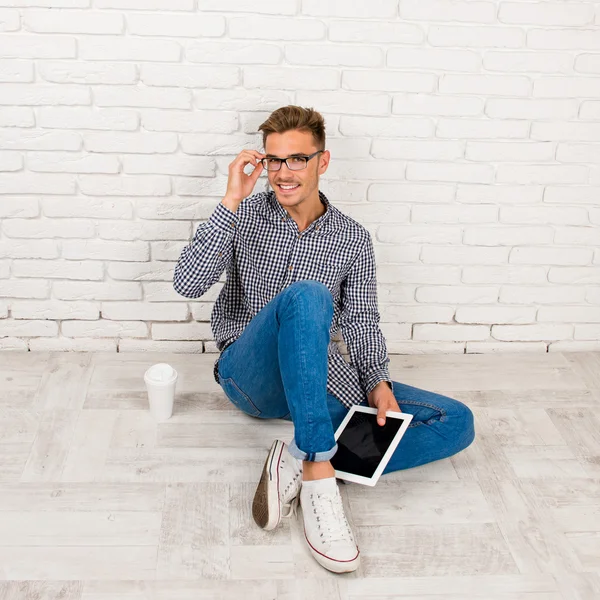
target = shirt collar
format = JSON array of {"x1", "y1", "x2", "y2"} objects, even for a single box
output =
[{"x1": 268, "y1": 189, "x2": 332, "y2": 228}]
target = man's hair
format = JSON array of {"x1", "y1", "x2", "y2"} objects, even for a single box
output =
[{"x1": 258, "y1": 105, "x2": 326, "y2": 151}]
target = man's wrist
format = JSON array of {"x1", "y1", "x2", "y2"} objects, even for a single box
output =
[
  {"x1": 221, "y1": 195, "x2": 242, "y2": 212},
  {"x1": 368, "y1": 380, "x2": 392, "y2": 395}
]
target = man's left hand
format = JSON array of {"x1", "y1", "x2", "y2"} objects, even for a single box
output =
[{"x1": 368, "y1": 381, "x2": 401, "y2": 426}]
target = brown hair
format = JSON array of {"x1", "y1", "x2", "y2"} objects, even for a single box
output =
[{"x1": 258, "y1": 105, "x2": 326, "y2": 151}]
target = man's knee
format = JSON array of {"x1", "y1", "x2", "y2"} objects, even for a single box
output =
[
  {"x1": 282, "y1": 280, "x2": 333, "y2": 314},
  {"x1": 287, "y1": 279, "x2": 331, "y2": 297},
  {"x1": 454, "y1": 400, "x2": 475, "y2": 451}
]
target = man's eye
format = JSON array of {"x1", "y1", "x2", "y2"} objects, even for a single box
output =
[
  {"x1": 289, "y1": 157, "x2": 305, "y2": 163},
  {"x1": 266, "y1": 158, "x2": 279, "y2": 165}
]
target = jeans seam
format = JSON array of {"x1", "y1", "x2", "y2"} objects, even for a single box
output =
[
  {"x1": 289, "y1": 285, "x2": 313, "y2": 454},
  {"x1": 220, "y1": 377, "x2": 262, "y2": 417},
  {"x1": 399, "y1": 399, "x2": 447, "y2": 423}
]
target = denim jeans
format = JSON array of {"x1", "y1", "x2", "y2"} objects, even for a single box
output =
[{"x1": 216, "y1": 281, "x2": 475, "y2": 474}]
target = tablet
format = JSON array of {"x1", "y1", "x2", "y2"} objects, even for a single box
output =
[{"x1": 330, "y1": 406, "x2": 413, "y2": 486}]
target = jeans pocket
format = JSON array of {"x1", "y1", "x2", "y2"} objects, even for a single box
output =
[{"x1": 220, "y1": 377, "x2": 262, "y2": 418}]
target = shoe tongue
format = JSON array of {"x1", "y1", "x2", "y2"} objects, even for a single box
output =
[{"x1": 308, "y1": 476, "x2": 338, "y2": 494}]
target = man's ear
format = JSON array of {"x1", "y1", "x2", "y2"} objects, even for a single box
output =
[{"x1": 318, "y1": 150, "x2": 330, "y2": 175}]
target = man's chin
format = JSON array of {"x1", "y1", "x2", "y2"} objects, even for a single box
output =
[{"x1": 275, "y1": 190, "x2": 302, "y2": 203}]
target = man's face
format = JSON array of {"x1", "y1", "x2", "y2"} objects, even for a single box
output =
[{"x1": 264, "y1": 129, "x2": 329, "y2": 208}]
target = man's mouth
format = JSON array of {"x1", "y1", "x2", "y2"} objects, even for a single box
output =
[{"x1": 277, "y1": 183, "x2": 300, "y2": 191}]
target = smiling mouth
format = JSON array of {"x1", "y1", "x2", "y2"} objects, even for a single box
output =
[{"x1": 277, "y1": 183, "x2": 300, "y2": 191}]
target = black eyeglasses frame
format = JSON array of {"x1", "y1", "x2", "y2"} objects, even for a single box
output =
[{"x1": 260, "y1": 150, "x2": 324, "y2": 171}]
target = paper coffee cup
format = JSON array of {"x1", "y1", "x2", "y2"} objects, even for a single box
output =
[{"x1": 144, "y1": 363, "x2": 178, "y2": 422}]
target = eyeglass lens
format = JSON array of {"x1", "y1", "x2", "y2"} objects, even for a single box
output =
[{"x1": 264, "y1": 157, "x2": 307, "y2": 171}]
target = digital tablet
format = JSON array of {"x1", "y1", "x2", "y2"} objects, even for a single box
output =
[{"x1": 330, "y1": 406, "x2": 413, "y2": 487}]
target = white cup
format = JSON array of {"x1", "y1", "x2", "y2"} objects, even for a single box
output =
[{"x1": 144, "y1": 363, "x2": 178, "y2": 422}]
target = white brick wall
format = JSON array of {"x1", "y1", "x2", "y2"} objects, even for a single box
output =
[{"x1": 0, "y1": 0, "x2": 599, "y2": 354}]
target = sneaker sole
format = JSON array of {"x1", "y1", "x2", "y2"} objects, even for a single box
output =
[
  {"x1": 303, "y1": 527, "x2": 361, "y2": 573},
  {"x1": 252, "y1": 439, "x2": 285, "y2": 531}
]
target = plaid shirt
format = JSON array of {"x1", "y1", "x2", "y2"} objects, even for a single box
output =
[{"x1": 173, "y1": 189, "x2": 392, "y2": 409}]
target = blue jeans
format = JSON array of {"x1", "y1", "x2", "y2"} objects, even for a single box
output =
[{"x1": 217, "y1": 281, "x2": 475, "y2": 474}]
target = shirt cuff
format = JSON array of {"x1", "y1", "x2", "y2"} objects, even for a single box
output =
[
  {"x1": 207, "y1": 201, "x2": 239, "y2": 233},
  {"x1": 363, "y1": 368, "x2": 393, "y2": 396}
]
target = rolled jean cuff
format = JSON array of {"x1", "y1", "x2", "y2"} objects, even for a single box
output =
[{"x1": 288, "y1": 438, "x2": 338, "y2": 462}]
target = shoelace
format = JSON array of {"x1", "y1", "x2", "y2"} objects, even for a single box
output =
[
  {"x1": 310, "y1": 489, "x2": 354, "y2": 544},
  {"x1": 283, "y1": 471, "x2": 301, "y2": 495}
]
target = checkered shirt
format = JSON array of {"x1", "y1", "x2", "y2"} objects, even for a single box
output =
[{"x1": 173, "y1": 189, "x2": 392, "y2": 409}]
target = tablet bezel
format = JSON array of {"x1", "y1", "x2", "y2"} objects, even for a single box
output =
[{"x1": 332, "y1": 406, "x2": 413, "y2": 486}]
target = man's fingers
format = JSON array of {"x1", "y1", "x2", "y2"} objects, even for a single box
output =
[
  {"x1": 236, "y1": 154, "x2": 259, "y2": 168},
  {"x1": 377, "y1": 408, "x2": 386, "y2": 426},
  {"x1": 242, "y1": 150, "x2": 266, "y2": 163},
  {"x1": 230, "y1": 151, "x2": 265, "y2": 171},
  {"x1": 250, "y1": 161, "x2": 263, "y2": 181}
]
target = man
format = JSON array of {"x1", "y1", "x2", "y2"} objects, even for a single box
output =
[{"x1": 174, "y1": 105, "x2": 475, "y2": 574}]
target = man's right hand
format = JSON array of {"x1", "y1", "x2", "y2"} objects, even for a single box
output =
[{"x1": 222, "y1": 149, "x2": 266, "y2": 210}]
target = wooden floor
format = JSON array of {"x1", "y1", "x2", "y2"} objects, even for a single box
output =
[{"x1": 1, "y1": 350, "x2": 599, "y2": 600}]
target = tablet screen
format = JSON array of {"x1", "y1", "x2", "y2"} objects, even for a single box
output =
[{"x1": 331, "y1": 410, "x2": 404, "y2": 479}]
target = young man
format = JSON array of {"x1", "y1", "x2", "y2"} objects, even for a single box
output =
[{"x1": 173, "y1": 105, "x2": 475, "y2": 574}]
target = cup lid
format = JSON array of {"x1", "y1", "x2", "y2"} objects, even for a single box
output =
[{"x1": 145, "y1": 363, "x2": 176, "y2": 382}]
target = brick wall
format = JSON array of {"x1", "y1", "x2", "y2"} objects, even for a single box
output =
[{"x1": 0, "y1": 0, "x2": 598, "y2": 354}]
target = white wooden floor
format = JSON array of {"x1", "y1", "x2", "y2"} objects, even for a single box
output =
[{"x1": 1, "y1": 350, "x2": 599, "y2": 600}]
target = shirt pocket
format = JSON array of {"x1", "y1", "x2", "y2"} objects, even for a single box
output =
[{"x1": 315, "y1": 261, "x2": 341, "y2": 290}]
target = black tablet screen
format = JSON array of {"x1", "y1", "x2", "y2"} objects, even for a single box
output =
[{"x1": 330, "y1": 411, "x2": 405, "y2": 479}]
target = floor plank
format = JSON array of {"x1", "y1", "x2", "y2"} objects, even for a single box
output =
[{"x1": 0, "y1": 350, "x2": 599, "y2": 598}]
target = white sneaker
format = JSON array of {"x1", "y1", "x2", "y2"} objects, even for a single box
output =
[
  {"x1": 299, "y1": 477, "x2": 360, "y2": 573},
  {"x1": 252, "y1": 439, "x2": 303, "y2": 531}
]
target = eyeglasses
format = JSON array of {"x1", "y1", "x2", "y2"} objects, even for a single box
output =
[{"x1": 260, "y1": 150, "x2": 324, "y2": 171}]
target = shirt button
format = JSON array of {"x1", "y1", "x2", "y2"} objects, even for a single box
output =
[{"x1": 288, "y1": 265, "x2": 293, "y2": 270}]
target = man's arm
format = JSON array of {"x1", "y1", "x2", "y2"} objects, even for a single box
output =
[
  {"x1": 172, "y1": 200, "x2": 238, "y2": 299},
  {"x1": 173, "y1": 149, "x2": 264, "y2": 299},
  {"x1": 339, "y1": 231, "x2": 392, "y2": 395}
]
